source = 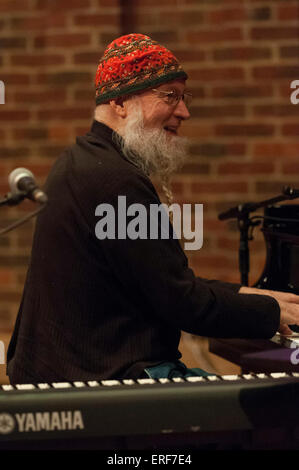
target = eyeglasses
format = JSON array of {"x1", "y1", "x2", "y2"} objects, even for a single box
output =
[{"x1": 151, "y1": 89, "x2": 192, "y2": 108}]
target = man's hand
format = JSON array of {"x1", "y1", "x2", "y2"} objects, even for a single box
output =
[{"x1": 239, "y1": 286, "x2": 299, "y2": 335}]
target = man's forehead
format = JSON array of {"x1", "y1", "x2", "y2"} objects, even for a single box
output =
[{"x1": 156, "y1": 79, "x2": 186, "y2": 92}]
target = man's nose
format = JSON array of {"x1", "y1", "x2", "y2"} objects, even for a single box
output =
[{"x1": 174, "y1": 98, "x2": 191, "y2": 120}]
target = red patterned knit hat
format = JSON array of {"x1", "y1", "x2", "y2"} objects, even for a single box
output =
[{"x1": 95, "y1": 33, "x2": 188, "y2": 105}]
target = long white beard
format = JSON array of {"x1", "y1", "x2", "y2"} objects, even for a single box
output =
[{"x1": 112, "y1": 103, "x2": 188, "y2": 179}]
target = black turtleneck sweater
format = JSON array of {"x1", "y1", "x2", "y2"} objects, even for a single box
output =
[{"x1": 7, "y1": 121, "x2": 280, "y2": 383}]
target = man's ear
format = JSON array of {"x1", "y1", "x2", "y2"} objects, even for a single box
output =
[{"x1": 109, "y1": 97, "x2": 127, "y2": 118}]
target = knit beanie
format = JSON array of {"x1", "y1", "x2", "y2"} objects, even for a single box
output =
[{"x1": 95, "y1": 33, "x2": 188, "y2": 105}]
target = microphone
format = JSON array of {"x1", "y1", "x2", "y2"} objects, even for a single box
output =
[{"x1": 8, "y1": 168, "x2": 48, "y2": 204}]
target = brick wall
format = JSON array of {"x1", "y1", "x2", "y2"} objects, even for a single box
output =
[{"x1": 0, "y1": 0, "x2": 299, "y2": 338}]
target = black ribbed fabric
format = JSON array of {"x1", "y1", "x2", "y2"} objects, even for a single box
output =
[{"x1": 7, "y1": 121, "x2": 280, "y2": 383}]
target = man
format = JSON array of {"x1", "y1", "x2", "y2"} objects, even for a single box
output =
[{"x1": 7, "y1": 34, "x2": 299, "y2": 384}]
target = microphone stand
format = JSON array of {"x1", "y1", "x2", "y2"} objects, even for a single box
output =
[
  {"x1": 218, "y1": 186, "x2": 299, "y2": 286},
  {"x1": 0, "y1": 192, "x2": 26, "y2": 207},
  {"x1": 0, "y1": 191, "x2": 47, "y2": 236}
]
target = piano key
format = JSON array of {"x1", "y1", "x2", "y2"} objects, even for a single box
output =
[
  {"x1": 291, "y1": 372, "x2": 299, "y2": 378},
  {"x1": 1, "y1": 385, "x2": 14, "y2": 391},
  {"x1": 221, "y1": 375, "x2": 239, "y2": 381},
  {"x1": 73, "y1": 381, "x2": 86, "y2": 388},
  {"x1": 158, "y1": 378, "x2": 170, "y2": 384},
  {"x1": 137, "y1": 378, "x2": 156, "y2": 385},
  {"x1": 51, "y1": 382, "x2": 72, "y2": 389},
  {"x1": 255, "y1": 373, "x2": 268, "y2": 379},
  {"x1": 122, "y1": 379, "x2": 135, "y2": 385},
  {"x1": 186, "y1": 376, "x2": 206, "y2": 382},
  {"x1": 172, "y1": 377, "x2": 185, "y2": 383},
  {"x1": 87, "y1": 381, "x2": 100, "y2": 387},
  {"x1": 242, "y1": 374, "x2": 255, "y2": 380},
  {"x1": 270, "y1": 372, "x2": 289, "y2": 379},
  {"x1": 37, "y1": 383, "x2": 50, "y2": 389},
  {"x1": 206, "y1": 375, "x2": 221, "y2": 381},
  {"x1": 101, "y1": 380, "x2": 121, "y2": 386},
  {"x1": 15, "y1": 384, "x2": 35, "y2": 390}
]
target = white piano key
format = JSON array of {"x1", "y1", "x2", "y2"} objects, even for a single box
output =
[
  {"x1": 101, "y1": 380, "x2": 121, "y2": 386},
  {"x1": 122, "y1": 379, "x2": 135, "y2": 385},
  {"x1": 73, "y1": 381, "x2": 86, "y2": 388},
  {"x1": 186, "y1": 376, "x2": 206, "y2": 382},
  {"x1": 291, "y1": 372, "x2": 299, "y2": 378},
  {"x1": 256, "y1": 373, "x2": 268, "y2": 379},
  {"x1": 51, "y1": 382, "x2": 72, "y2": 389},
  {"x1": 137, "y1": 378, "x2": 156, "y2": 385},
  {"x1": 87, "y1": 381, "x2": 99, "y2": 387},
  {"x1": 221, "y1": 375, "x2": 239, "y2": 381},
  {"x1": 206, "y1": 375, "x2": 221, "y2": 381},
  {"x1": 37, "y1": 383, "x2": 50, "y2": 389},
  {"x1": 1, "y1": 385, "x2": 14, "y2": 391},
  {"x1": 172, "y1": 377, "x2": 185, "y2": 383},
  {"x1": 242, "y1": 374, "x2": 255, "y2": 380},
  {"x1": 270, "y1": 372, "x2": 288, "y2": 379},
  {"x1": 15, "y1": 384, "x2": 35, "y2": 390},
  {"x1": 158, "y1": 378, "x2": 170, "y2": 384}
]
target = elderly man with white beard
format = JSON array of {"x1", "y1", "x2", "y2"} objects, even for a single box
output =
[{"x1": 7, "y1": 33, "x2": 299, "y2": 384}]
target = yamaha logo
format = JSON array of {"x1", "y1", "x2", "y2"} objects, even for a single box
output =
[{"x1": 0, "y1": 413, "x2": 15, "y2": 434}]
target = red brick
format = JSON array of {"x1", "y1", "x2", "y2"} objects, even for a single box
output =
[
  {"x1": 212, "y1": 85, "x2": 273, "y2": 99},
  {"x1": 34, "y1": 34, "x2": 91, "y2": 49},
  {"x1": 11, "y1": 55, "x2": 65, "y2": 67},
  {"x1": 98, "y1": 0, "x2": 119, "y2": 5},
  {"x1": 253, "y1": 104, "x2": 299, "y2": 117},
  {"x1": 0, "y1": 74, "x2": 30, "y2": 85},
  {"x1": 0, "y1": 0, "x2": 30, "y2": 12},
  {"x1": 191, "y1": 182, "x2": 248, "y2": 194},
  {"x1": 282, "y1": 124, "x2": 299, "y2": 136},
  {"x1": 251, "y1": 27, "x2": 299, "y2": 41},
  {"x1": 10, "y1": 15, "x2": 66, "y2": 30},
  {"x1": 213, "y1": 47, "x2": 271, "y2": 61},
  {"x1": 0, "y1": 111, "x2": 30, "y2": 121},
  {"x1": 191, "y1": 105, "x2": 245, "y2": 119},
  {"x1": 282, "y1": 163, "x2": 299, "y2": 174},
  {"x1": 13, "y1": 128, "x2": 48, "y2": 140},
  {"x1": 215, "y1": 124, "x2": 274, "y2": 137},
  {"x1": 171, "y1": 49, "x2": 206, "y2": 62},
  {"x1": 187, "y1": 67, "x2": 244, "y2": 81},
  {"x1": 179, "y1": 163, "x2": 211, "y2": 175},
  {"x1": 36, "y1": 0, "x2": 90, "y2": 9},
  {"x1": 280, "y1": 46, "x2": 299, "y2": 59},
  {"x1": 74, "y1": 14, "x2": 119, "y2": 27},
  {"x1": 36, "y1": 72, "x2": 91, "y2": 86},
  {"x1": 186, "y1": 28, "x2": 243, "y2": 44},
  {"x1": 255, "y1": 181, "x2": 298, "y2": 195},
  {"x1": 38, "y1": 108, "x2": 92, "y2": 120},
  {"x1": 74, "y1": 52, "x2": 102, "y2": 64},
  {"x1": 48, "y1": 127, "x2": 71, "y2": 141},
  {"x1": 14, "y1": 90, "x2": 67, "y2": 104},
  {"x1": 253, "y1": 143, "x2": 299, "y2": 159},
  {"x1": 0, "y1": 37, "x2": 26, "y2": 49},
  {"x1": 208, "y1": 8, "x2": 247, "y2": 23},
  {"x1": 0, "y1": 269, "x2": 14, "y2": 285},
  {"x1": 253, "y1": 65, "x2": 299, "y2": 80},
  {"x1": 278, "y1": 4, "x2": 299, "y2": 21},
  {"x1": 218, "y1": 162, "x2": 275, "y2": 175}
]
